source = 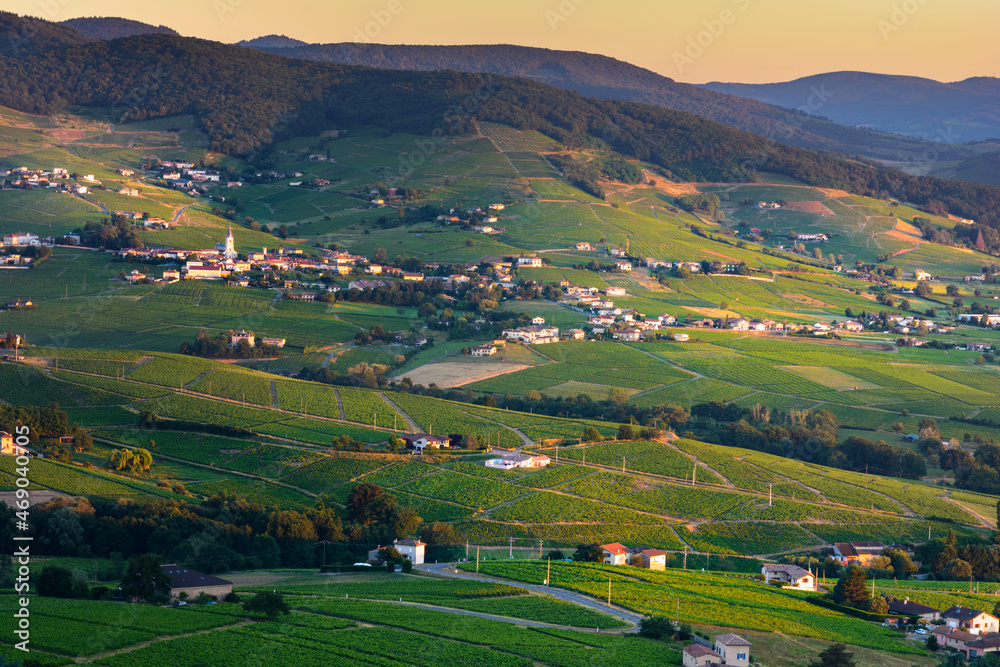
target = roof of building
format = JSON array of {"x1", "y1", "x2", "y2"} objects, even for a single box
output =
[
  {"x1": 966, "y1": 635, "x2": 1000, "y2": 649},
  {"x1": 638, "y1": 548, "x2": 667, "y2": 557},
  {"x1": 162, "y1": 564, "x2": 232, "y2": 589},
  {"x1": 600, "y1": 543, "x2": 630, "y2": 555},
  {"x1": 834, "y1": 541, "x2": 884, "y2": 557},
  {"x1": 715, "y1": 633, "x2": 752, "y2": 647},
  {"x1": 403, "y1": 434, "x2": 450, "y2": 442},
  {"x1": 888, "y1": 599, "x2": 939, "y2": 616},
  {"x1": 394, "y1": 539, "x2": 426, "y2": 547},
  {"x1": 944, "y1": 605, "x2": 993, "y2": 622},
  {"x1": 683, "y1": 644, "x2": 721, "y2": 658},
  {"x1": 762, "y1": 564, "x2": 811, "y2": 578}
]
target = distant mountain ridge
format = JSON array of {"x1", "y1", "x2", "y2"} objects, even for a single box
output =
[
  {"x1": 60, "y1": 16, "x2": 178, "y2": 40},
  {"x1": 239, "y1": 40, "x2": 969, "y2": 163},
  {"x1": 702, "y1": 71, "x2": 1000, "y2": 143}
]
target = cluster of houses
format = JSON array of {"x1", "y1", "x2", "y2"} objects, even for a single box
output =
[
  {"x1": 2, "y1": 166, "x2": 92, "y2": 194},
  {"x1": 151, "y1": 161, "x2": 231, "y2": 192},
  {"x1": 920, "y1": 606, "x2": 1000, "y2": 659},
  {"x1": 598, "y1": 542, "x2": 670, "y2": 571}
]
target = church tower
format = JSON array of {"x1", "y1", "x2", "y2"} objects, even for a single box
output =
[{"x1": 223, "y1": 224, "x2": 236, "y2": 261}]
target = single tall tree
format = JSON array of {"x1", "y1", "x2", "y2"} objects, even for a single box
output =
[
  {"x1": 119, "y1": 554, "x2": 170, "y2": 600},
  {"x1": 832, "y1": 566, "x2": 870, "y2": 609}
]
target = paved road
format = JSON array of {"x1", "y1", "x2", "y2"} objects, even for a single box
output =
[{"x1": 417, "y1": 562, "x2": 642, "y2": 631}]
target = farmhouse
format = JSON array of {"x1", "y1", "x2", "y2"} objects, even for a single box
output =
[
  {"x1": 943, "y1": 606, "x2": 1000, "y2": 635},
  {"x1": 966, "y1": 635, "x2": 1000, "y2": 659},
  {"x1": 119, "y1": 187, "x2": 139, "y2": 196},
  {"x1": 393, "y1": 539, "x2": 426, "y2": 565},
  {"x1": 606, "y1": 287, "x2": 627, "y2": 297},
  {"x1": 612, "y1": 329, "x2": 641, "y2": 342},
  {"x1": 614, "y1": 260, "x2": 632, "y2": 272},
  {"x1": 564, "y1": 329, "x2": 586, "y2": 340},
  {"x1": 682, "y1": 644, "x2": 723, "y2": 667},
  {"x1": 673, "y1": 333, "x2": 689, "y2": 342},
  {"x1": 0, "y1": 431, "x2": 17, "y2": 455},
  {"x1": 574, "y1": 242, "x2": 593, "y2": 250},
  {"x1": 932, "y1": 627, "x2": 979, "y2": 656},
  {"x1": 714, "y1": 634, "x2": 752, "y2": 667},
  {"x1": 914, "y1": 270, "x2": 932, "y2": 281},
  {"x1": 260, "y1": 337, "x2": 286, "y2": 348},
  {"x1": 470, "y1": 344, "x2": 497, "y2": 357},
  {"x1": 761, "y1": 564, "x2": 815, "y2": 591},
  {"x1": 7, "y1": 299, "x2": 32, "y2": 309},
  {"x1": 161, "y1": 565, "x2": 232, "y2": 600},
  {"x1": 632, "y1": 548, "x2": 667, "y2": 571},
  {"x1": 502, "y1": 325, "x2": 560, "y2": 344},
  {"x1": 958, "y1": 313, "x2": 1000, "y2": 326},
  {"x1": 2, "y1": 232, "x2": 39, "y2": 246},
  {"x1": 485, "y1": 454, "x2": 551, "y2": 470},
  {"x1": 403, "y1": 434, "x2": 450, "y2": 454},
  {"x1": 600, "y1": 543, "x2": 631, "y2": 566},
  {"x1": 888, "y1": 598, "x2": 940, "y2": 620},
  {"x1": 832, "y1": 541, "x2": 885, "y2": 566},
  {"x1": 531, "y1": 316, "x2": 546, "y2": 325},
  {"x1": 229, "y1": 330, "x2": 255, "y2": 348},
  {"x1": 517, "y1": 256, "x2": 542, "y2": 267}
]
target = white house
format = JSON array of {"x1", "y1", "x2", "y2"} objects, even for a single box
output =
[
  {"x1": 761, "y1": 564, "x2": 815, "y2": 591},
  {"x1": 600, "y1": 543, "x2": 631, "y2": 565},
  {"x1": 714, "y1": 634, "x2": 752, "y2": 667},
  {"x1": 485, "y1": 454, "x2": 551, "y2": 470},
  {"x1": 393, "y1": 539, "x2": 425, "y2": 565},
  {"x1": 403, "y1": 434, "x2": 450, "y2": 453},
  {"x1": 673, "y1": 333, "x2": 689, "y2": 342},
  {"x1": 943, "y1": 606, "x2": 1000, "y2": 635},
  {"x1": 517, "y1": 256, "x2": 542, "y2": 267},
  {"x1": 614, "y1": 260, "x2": 632, "y2": 272}
]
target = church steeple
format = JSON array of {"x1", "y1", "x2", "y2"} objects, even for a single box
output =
[{"x1": 223, "y1": 224, "x2": 236, "y2": 260}]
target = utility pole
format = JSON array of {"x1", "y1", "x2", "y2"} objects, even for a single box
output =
[
  {"x1": 466, "y1": 539, "x2": 469, "y2": 561},
  {"x1": 476, "y1": 546, "x2": 480, "y2": 573},
  {"x1": 706, "y1": 551, "x2": 710, "y2": 571},
  {"x1": 607, "y1": 577, "x2": 611, "y2": 606},
  {"x1": 539, "y1": 540, "x2": 543, "y2": 559},
  {"x1": 675, "y1": 598, "x2": 680, "y2": 625},
  {"x1": 546, "y1": 557, "x2": 551, "y2": 587},
  {"x1": 622, "y1": 456, "x2": 625, "y2": 473},
  {"x1": 865, "y1": 464, "x2": 869, "y2": 490},
  {"x1": 509, "y1": 537, "x2": 514, "y2": 560},
  {"x1": 683, "y1": 546, "x2": 688, "y2": 570},
  {"x1": 767, "y1": 483, "x2": 774, "y2": 507},
  {"x1": 692, "y1": 465, "x2": 697, "y2": 485}
]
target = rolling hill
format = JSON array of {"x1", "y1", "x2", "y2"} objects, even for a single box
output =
[
  {"x1": 241, "y1": 40, "x2": 969, "y2": 164},
  {"x1": 60, "y1": 16, "x2": 179, "y2": 40},
  {"x1": 703, "y1": 71, "x2": 1000, "y2": 143}
]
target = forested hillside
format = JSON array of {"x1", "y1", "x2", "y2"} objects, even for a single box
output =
[{"x1": 1, "y1": 20, "x2": 1000, "y2": 228}]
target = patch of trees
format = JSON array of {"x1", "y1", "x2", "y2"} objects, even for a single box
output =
[
  {"x1": 675, "y1": 194, "x2": 721, "y2": 217},
  {"x1": 547, "y1": 153, "x2": 605, "y2": 199},
  {"x1": 76, "y1": 216, "x2": 144, "y2": 250},
  {"x1": 0, "y1": 403, "x2": 70, "y2": 445},
  {"x1": 12, "y1": 480, "x2": 452, "y2": 572},
  {"x1": 179, "y1": 329, "x2": 283, "y2": 359}
]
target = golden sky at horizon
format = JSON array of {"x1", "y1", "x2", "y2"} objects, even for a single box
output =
[{"x1": 10, "y1": 0, "x2": 998, "y2": 83}]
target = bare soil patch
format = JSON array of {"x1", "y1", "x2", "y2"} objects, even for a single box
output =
[
  {"x1": 784, "y1": 200, "x2": 834, "y2": 216},
  {"x1": 404, "y1": 360, "x2": 532, "y2": 388}
]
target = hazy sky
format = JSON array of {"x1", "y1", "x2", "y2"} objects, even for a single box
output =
[{"x1": 11, "y1": 0, "x2": 998, "y2": 83}]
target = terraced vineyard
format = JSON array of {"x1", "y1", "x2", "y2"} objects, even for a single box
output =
[{"x1": 554, "y1": 440, "x2": 721, "y2": 483}]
